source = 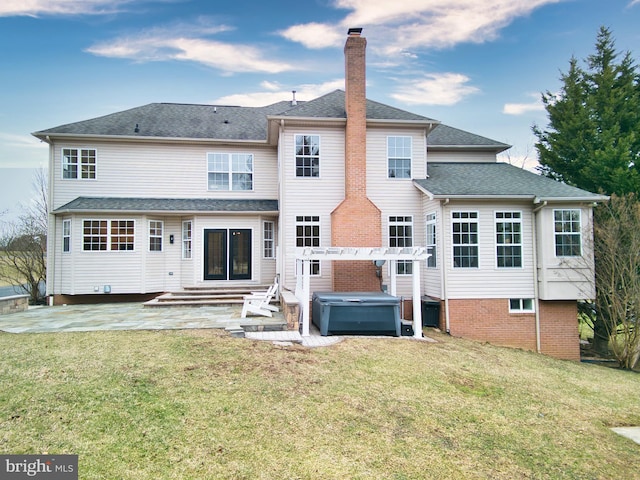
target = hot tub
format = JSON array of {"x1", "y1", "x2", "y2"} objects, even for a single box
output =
[{"x1": 311, "y1": 292, "x2": 401, "y2": 336}]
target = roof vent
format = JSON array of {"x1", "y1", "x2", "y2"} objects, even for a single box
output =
[
  {"x1": 134, "y1": 123, "x2": 139, "y2": 133},
  {"x1": 291, "y1": 90, "x2": 297, "y2": 106},
  {"x1": 213, "y1": 107, "x2": 217, "y2": 113}
]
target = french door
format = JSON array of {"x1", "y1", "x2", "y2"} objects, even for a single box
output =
[{"x1": 204, "y1": 229, "x2": 251, "y2": 280}]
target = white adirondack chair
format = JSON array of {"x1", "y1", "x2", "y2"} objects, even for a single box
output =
[{"x1": 241, "y1": 278, "x2": 279, "y2": 318}]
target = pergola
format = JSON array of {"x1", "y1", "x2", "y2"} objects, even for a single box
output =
[{"x1": 294, "y1": 247, "x2": 431, "y2": 339}]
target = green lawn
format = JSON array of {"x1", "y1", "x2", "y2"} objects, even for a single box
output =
[{"x1": 1, "y1": 329, "x2": 639, "y2": 479}]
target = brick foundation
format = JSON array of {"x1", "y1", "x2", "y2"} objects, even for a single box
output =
[
  {"x1": 446, "y1": 298, "x2": 580, "y2": 361},
  {"x1": 538, "y1": 300, "x2": 580, "y2": 361}
]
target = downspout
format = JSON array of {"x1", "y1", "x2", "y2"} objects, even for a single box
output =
[
  {"x1": 532, "y1": 200, "x2": 547, "y2": 353},
  {"x1": 46, "y1": 137, "x2": 55, "y2": 305},
  {"x1": 441, "y1": 198, "x2": 450, "y2": 333},
  {"x1": 278, "y1": 119, "x2": 285, "y2": 290}
]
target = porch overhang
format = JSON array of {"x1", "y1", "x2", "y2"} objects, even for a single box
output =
[{"x1": 294, "y1": 247, "x2": 431, "y2": 339}]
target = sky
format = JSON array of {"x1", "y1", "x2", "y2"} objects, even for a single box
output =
[{"x1": 1, "y1": 0, "x2": 640, "y2": 221}]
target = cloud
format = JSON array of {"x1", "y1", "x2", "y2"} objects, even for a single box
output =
[
  {"x1": 0, "y1": 0, "x2": 135, "y2": 17},
  {"x1": 390, "y1": 73, "x2": 479, "y2": 106},
  {"x1": 87, "y1": 22, "x2": 295, "y2": 74},
  {"x1": 281, "y1": 0, "x2": 564, "y2": 52},
  {"x1": 212, "y1": 79, "x2": 345, "y2": 107},
  {"x1": 279, "y1": 23, "x2": 344, "y2": 49},
  {"x1": 503, "y1": 93, "x2": 544, "y2": 115}
]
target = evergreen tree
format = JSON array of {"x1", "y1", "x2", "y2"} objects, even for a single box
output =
[{"x1": 534, "y1": 26, "x2": 640, "y2": 195}]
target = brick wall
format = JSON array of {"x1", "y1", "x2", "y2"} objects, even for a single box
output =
[
  {"x1": 448, "y1": 298, "x2": 538, "y2": 352},
  {"x1": 446, "y1": 298, "x2": 580, "y2": 361},
  {"x1": 538, "y1": 300, "x2": 580, "y2": 361}
]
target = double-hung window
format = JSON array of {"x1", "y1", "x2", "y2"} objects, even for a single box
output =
[
  {"x1": 554, "y1": 209, "x2": 582, "y2": 256},
  {"x1": 296, "y1": 216, "x2": 320, "y2": 275},
  {"x1": 149, "y1": 221, "x2": 163, "y2": 252},
  {"x1": 207, "y1": 153, "x2": 253, "y2": 191},
  {"x1": 263, "y1": 221, "x2": 275, "y2": 259},
  {"x1": 452, "y1": 212, "x2": 479, "y2": 268},
  {"x1": 426, "y1": 213, "x2": 437, "y2": 268},
  {"x1": 62, "y1": 148, "x2": 96, "y2": 179},
  {"x1": 495, "y1": 211, "x2": 522, "y2": 267},
  {"x1": 389, "y1": 216, "x2": 413, "y2": 274},
  {"x1": 62, "y1": 219, "x2": 71, "y2": 253},
  {"x1": 387, "y1": 136, "x2": 412, "y2": 178},
  {"x1": 182, "y1": 221, "x2": 192, "y2": 259},
  {"x1": 295, "y1": 135, "x2": 320, "y2": 177}
]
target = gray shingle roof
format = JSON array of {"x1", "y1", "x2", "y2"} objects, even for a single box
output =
[
  {"x1": 414, "y1": 163, "x2": 606, "y2": 200},
  {"x1": 53, "y1": 197, "x2": 278, "y2": 214},
  {"x1": 427, "y1": 124, "x2": 510, "y2": 150}
]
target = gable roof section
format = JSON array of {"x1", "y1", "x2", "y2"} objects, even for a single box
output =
[
  {"x1": 53, "y1": 197, "x2": 278, "y2": 214},
  {"x1": 414, "y1": 163, "x2": 607, "y2": 202}
]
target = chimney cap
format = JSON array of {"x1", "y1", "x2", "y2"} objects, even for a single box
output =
[{"x1": 347, "y1": 27, "x2": 363, "y2": 36}]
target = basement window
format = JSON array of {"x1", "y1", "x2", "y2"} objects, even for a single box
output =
[{"x1": 509, "y1": 298, "x2": 534, "y2": 313}]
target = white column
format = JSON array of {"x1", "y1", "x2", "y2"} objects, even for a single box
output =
[
  {"x1": 301, "y1": 259, "x2": 310, "y2": 336},
  {"x1": 389, "y1": 260, "x2": 397, "y2": 296},
  {"x1": 412, "y1": 259, "x2": 422, "y2": 338}
]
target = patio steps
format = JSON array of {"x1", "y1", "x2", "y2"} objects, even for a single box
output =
[{"x1": 143, "y1": 284, "x2": 275, "y2": 308}]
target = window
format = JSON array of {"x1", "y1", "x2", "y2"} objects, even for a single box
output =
[
  {"x1": 83, "y1": 220, "x2": 107, "y2": 251},
  {"x1": 452, "y1": 211, "x2": 479, "y2": 268},
  {"x1": 62, "y1": 219, "x2": 71, "y2": 253},
  {"x1": 207, "y1": 153, "x2": 253, "y2": 191},
  {"x1": 426, "y1": 213, "x2": 437, "y2": 268},
  {"x1": 263, "y1": 221, "x2": 275, "y2": 259},
  {"x1": 496, "y1": 211, "x2": 522, "y2": 268},
  {"x1": 554, "y1": 209, "x2": 582, "y2": 256},
  {"x1": 389, "y1": 216, "x2": 413, "y2": 274},
  {"x1": 182, "y1": 221, "x2": 192, "y2": 259},
  {"x1": 296, "y1": 215, "x2": 320, "y2": 275},
  {"x1": 387, "y1": 136, "x2": 412, "y2": 178},
  {"x1": 111, "y1": 220, "x2": 134, "y2": 251},
  {"x1": 149, "y1": 221, "x2": 163, "y2": 252},
  {"x1": 295, "y1": 135, "x2": 320, "y2": 177},
  {"x1": 62, "y1": 148, "x2": 96, "y2": 179},
  {"x1": 509, "y1": 298, "x2": 534, "y2": 313}
]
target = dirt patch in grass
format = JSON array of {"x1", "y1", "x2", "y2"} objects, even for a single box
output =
[{"x1": 0, "y1": 329, "x2": 639, "y2": 479}]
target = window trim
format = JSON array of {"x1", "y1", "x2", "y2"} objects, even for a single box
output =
[
  {"x1": 82, "y1": 219, "x2": 135, "y2": 252},
  {"x1": 426, "y1": 212, "x2": 437, "y2": 268},
  {"x1": 295, "y1": 215, "x2": 321, "y2": 276},
  {"x1": 553, "y1": 208, "x2": 582, "y2": 257},
  {"x1": 62, "y1": 219, "x2": 71, "y2": 253},
  {"x1": 182, "y1": 221, "x2": 192, "y2": 260},
  {"x1": 452, "y1": 211, "x2": 479, "y2": 269},
  {"x1": 509, "y1": 298, "x2": 535, "y2": 313},
  {"x1": 389, "y1": 215, "x2": 413, "y2": 275},
  {"x1": 495, "y1": 211, "x2": 523, "y2": 269},
  {"x1": 61, "y1": 148, "x2": 97, "y2": 180},
  {"x1": 294, "y1": 134, "x2": 321, "y2": 178},
  {"x1": 263, "y1": 221, "x2": 275, "y2": 259},
  {"x1": 148, "y1": 220, "x2": 163, "y2": 253},
  {"x1": 206, "y1": 153, "x2": 254, "y2": 191},
  {"x1": 387, "y1": 135, "x2": 413, "y2": 179}
]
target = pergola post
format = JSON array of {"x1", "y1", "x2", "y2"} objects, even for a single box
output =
[
  {"x1": 412, "y1": 259, "x2": 422, "y2": 338},
  {"x1": 301, "y1": 259, "x2": 311, "y2": 337}
]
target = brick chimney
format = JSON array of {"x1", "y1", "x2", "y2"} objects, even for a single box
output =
[{"x1": 330, "y1": 28, "x2": 382, "y2": 292}]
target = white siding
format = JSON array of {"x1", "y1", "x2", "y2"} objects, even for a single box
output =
[
  {"x1": 442, "y1": 201, "x2": 536, "y2": 299},
  {"x1": 536, "y1": 205, "x2": 595, "y2": 300},
  {"x1": 427, "y1": 150, "x2": 499, "y2": 163},
  {"x1": 279, "y1": 126, "x2": 345, "y2": 292},
  {"x1": 50, "y1": 141, "x2": 278, "y2": 210},
  {"x1": 422, "y1": 198, "x2": 442, "y2": 299}
]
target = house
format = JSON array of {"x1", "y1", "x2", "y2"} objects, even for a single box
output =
[{"x1": 33, "y1": 28, "x2": 606, "y2": 360}]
